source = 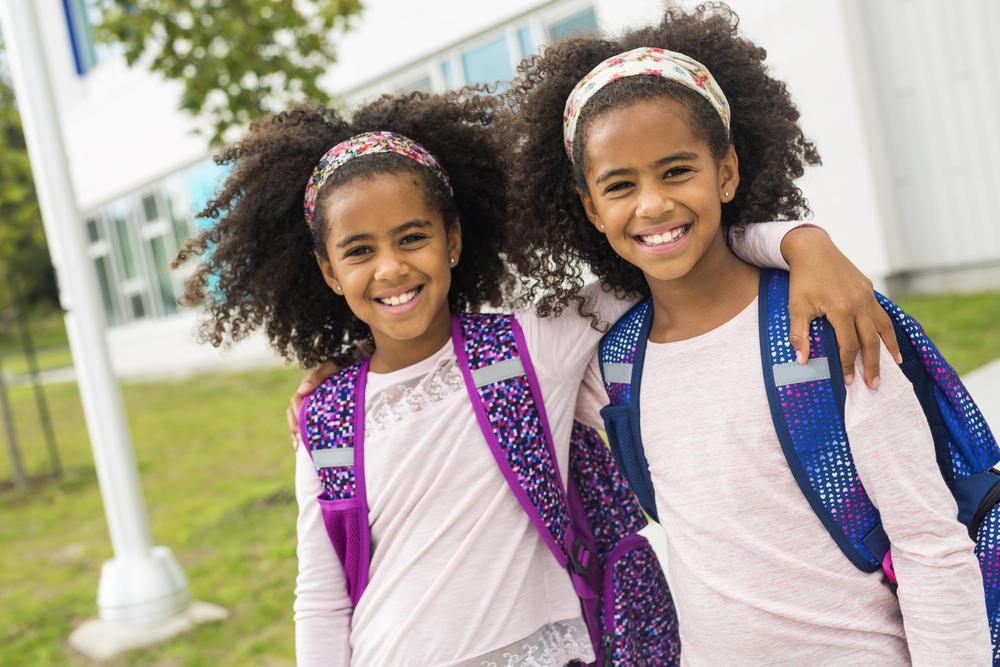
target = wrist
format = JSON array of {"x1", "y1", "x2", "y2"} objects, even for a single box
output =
[{"x1": 780, "y1": 224, "x2": 829, "y2": 265}]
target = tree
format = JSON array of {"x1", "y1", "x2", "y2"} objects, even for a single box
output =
[
  {"x1": 0, "y1": 33, "x2": 58, "y2": 309},
  {"x1": 93, "y1": 0, "x2": 363, "y2": 145}
]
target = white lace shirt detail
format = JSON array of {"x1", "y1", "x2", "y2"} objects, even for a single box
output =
[{"x1": 364, "y1": 355, "x2": 465, "y2": 434}]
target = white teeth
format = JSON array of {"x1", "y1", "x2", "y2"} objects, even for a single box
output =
[
  {"x1": 640, "y1": 226, "x2": 688, "y2": 245},
  {"x1": 378, "y1": 288, "x2": 418, "y2": 306}
]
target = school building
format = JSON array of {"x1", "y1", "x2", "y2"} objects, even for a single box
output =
[{"x1": 31, "y1": 0, "x2": 1000, "y2": 378}]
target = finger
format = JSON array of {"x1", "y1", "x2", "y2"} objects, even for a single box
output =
[
  {"x1": 856, "y1": 319, "x2": 882, "y2": 390},
  {"x1": 828, "y1": 315, "x2": 859, "y2": 385},
  {"x1": 787, "y1": 305, "x2": 813, "y2": 365},
  {"x1": 872, "y1": 303, "x2": 902, "y2": 365},
  {"x1": 286, "y1": 406, "x2": 301, "y2": 450}
]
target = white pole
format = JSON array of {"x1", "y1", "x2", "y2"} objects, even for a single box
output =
[{"x1": 0, "y1": 0, "x2": 192, "y2": 634}]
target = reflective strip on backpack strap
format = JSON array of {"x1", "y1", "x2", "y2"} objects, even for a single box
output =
[
  {"x1": 471, "y1": 357, "x2": 525, "y2": 387},
  {"x1": 602, "y1": 362, "x2": 633, "y2": 385},
  {"x1": 772, "y1": 357, "x2": 830, "y2": 387},
  {"x1": 312, "y1": 447, "x2": 354, "y2": 469}
]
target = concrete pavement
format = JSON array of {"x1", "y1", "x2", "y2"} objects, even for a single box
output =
[{"x1": 964, "y1": 358, "x2": 1000, "y2": 435}]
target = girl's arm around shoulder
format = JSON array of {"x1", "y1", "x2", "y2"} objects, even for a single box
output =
[
  {"x1": 294, "y1": 445, "x2": 353, "y2": 666},
  {"x1": 845, "y1": 345, "x2": 991, "y2": 665},
  {"x1": 515, "y1": 282, "x2": 638, "y2": 381}
]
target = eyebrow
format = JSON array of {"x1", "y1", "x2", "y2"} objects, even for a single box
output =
[
  {"x1": 335, "y1": 219, "x2": 433, "y2": 248},
  {"x1": 595, "y1": 151, "x2": 701, "y2": 184}
]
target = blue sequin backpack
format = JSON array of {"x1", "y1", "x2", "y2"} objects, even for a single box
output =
[
  {"x1": 599, "y1": 268, "x2": 1000, "y2": 663},
  {"x1": 300, "y1": 312, "x2": 680, "y2": 666}
]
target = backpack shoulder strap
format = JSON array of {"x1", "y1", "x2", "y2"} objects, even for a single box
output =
[
  {"x1": 451, "y1": 313, "x2": 573, "y2": 567},
  {"x1": 597, "y1": 298, "x2": 660, "y2": 521},
  {"x1": 759, "y1": 269, "x2": 888, "y2": 572},
  {"x1": 874, "y1": 292, "x2": 1000, "y2": 477},
  {"x1": 299, "y1": 359, "x2": 371, "y2": 605}
]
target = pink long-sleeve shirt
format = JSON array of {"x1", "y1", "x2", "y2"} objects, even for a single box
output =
[
  {"x1": 576, "y1": 291, "x2": 991, "y2": 666},
  {"x1": 293, "y1": 223, "x2": 804, "y2": 666}
]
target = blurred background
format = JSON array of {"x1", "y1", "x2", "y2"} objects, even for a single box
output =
[{"x1": 1, "y1": 0, "x2": 998, "y2": 664}]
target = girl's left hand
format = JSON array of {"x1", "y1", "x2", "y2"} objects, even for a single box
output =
[{"x1": 782, "y1": 226, "x2": 902, "y2": 389}]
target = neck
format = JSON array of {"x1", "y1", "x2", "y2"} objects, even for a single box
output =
[
  {"x1": 646, "y1": 229, "x2": 759, "y2": 343},
  {"x1": 368, "y1": 304, "x2": 454, "y2": 373}
]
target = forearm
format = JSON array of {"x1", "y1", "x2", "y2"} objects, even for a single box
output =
[
  {"x1": 294, "y1": 446, "x2": 354, "y2": 666},
  {"x1": 728, "y1": 220, "x2": 824, "y2": 270}
]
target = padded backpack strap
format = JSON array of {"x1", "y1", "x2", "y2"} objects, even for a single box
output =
[
  {"x1": 598, "y1": 298, "x2": 660, "y2": 522},
  {"x1": 299, "y1": 359, "x2": 371, "y2": 605},
  {"x1": 874, "y1": 292, "x2": 1000, "y2": 478},
  {"x1": 759, "y1": 270, "x2": 888, "y2": 572},
  {"x1": 452, "y1": 313, "x2": 573, "y2": 568}
]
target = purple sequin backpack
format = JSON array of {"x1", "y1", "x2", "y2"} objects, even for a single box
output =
[{"x1": 299, "y1": 312, "x2": 680, "y2": 666}]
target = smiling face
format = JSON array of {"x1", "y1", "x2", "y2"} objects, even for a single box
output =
[
  {"x1": 578, "y1": 96, "x2": 739, "y2": 285},
  {"x1": 315, "y1": 170, "x2": 461, "y2": 364}
]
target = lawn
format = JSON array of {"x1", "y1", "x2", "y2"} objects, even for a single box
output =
[
  {"x1": 0, "y1": 366, "x2": 304, "y2": 667},
  {"x1": 0, "y1": 290, "x2": 998, "y2": 666}
]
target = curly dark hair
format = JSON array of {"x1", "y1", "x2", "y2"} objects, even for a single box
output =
[
  {"x1": 175, "y1": 91, "x2": 513, "y2": 367},
  {"x1": 503, "y1": 2, "x2": 821, "y2": 317}
]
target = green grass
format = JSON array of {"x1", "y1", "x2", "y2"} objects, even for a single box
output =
[
  {"x1": 0, "y1": 366, "x2": 303, "y2": 666},
  {"x1": 0, "y1": 290, "x2": 998, "y2": 665},
  {"x1": 898, "y1": 291, "x2": 1000, "y2": 375},
  {"x1": 0, "y1": 343, "x2": 74, "y2": 377}
]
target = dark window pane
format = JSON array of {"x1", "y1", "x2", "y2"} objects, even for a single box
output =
[
  {"x1": 86, "y1": 218, "x2": 100, "y2": 243},
  {"x1": 130, "y1": 294, "x2": 146, "y2": 319},
  {"x1": 142, "y1": 194, "x2": 160, "y2": 223}
]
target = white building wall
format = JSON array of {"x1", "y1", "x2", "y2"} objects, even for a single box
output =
[
  {"x1": 845, "y1": 0, "x2": 1000, "y2": 293},
  {"x1": 29, "y1": 0, "x2": 995, "y2": 377}
]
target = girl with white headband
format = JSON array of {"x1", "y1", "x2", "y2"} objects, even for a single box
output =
[
  {"x1": 185, "y1": 87, "x2": 909, "y2": 666},
  {"x1": 505, "y1": 4, "x2": 990, "y2": 665}
]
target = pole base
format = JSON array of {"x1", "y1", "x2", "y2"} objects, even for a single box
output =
[
  {"x1": 96, "y1": 546, "x2": 190, "y2": 624},
  {"x1": 68, "y1": 600, "x2": 228, "y2": 661}
]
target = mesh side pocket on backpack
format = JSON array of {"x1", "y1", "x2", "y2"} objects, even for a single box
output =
[
  {"x1": 603, "y1": 535, "x2": 680, "y2": 666},
  {"x1": 319, "y1": 497, "x2": 367, "y2": 604},
  {"x1": 975, "y1": 501, "x2": 1000, "y2": 665}
]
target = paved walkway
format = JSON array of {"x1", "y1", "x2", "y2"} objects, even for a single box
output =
[{"x1": 963, "y1": 359, "x2": 1000, "y2": 433}]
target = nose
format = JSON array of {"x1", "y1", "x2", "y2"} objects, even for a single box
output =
[
  {"x1": 635, "y1": 183, "x2": 675, "y2": 220},
  {"x1": 373, "y1": 247, "x2": 411, "y2": 282}
]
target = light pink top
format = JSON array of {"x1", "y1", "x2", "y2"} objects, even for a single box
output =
[
  {"x1": 293, "y1": 223, "x2": 801, "y2": 666},
  {"x1": 578, "y1": 293, "x2": 991, "y2": 666}
]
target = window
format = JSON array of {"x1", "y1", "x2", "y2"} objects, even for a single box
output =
[
  {"x1": 461, "y1": 36, "x2": 513, "y2": 86},
  {"x1": 62, "y1": 0, "x2": 98, "y2": 75},
  {"x1": 517, "y1": 26, "x2": 534, "y2": 59},
  {"x1": 548, "y1": 8, "x2": 598, "y2": 42},
  {"x1": 441, "y1": 60, "x2": 456, "y2": 88}
]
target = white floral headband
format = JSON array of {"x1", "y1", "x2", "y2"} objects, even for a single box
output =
[{"x1": 562, "y1": 47, "x2": 731, "y2": 160}]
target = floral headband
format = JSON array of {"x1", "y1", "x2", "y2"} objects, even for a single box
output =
[
  {"x1": 303, "y1": 131, "x2": 453, "y2": 230},
  {"x1": 562, "y1": 47, "x2": 731, "y2": 159}
]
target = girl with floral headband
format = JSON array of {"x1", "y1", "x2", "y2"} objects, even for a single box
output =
[
  {"x1": 184, "y1": 87, "x2": 902, "y2": 664},
  {"x1": 505, "y1": 3, "x2": 991, "y2": 664}
]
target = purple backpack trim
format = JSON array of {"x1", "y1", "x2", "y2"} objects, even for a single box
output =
[
  {"x1": 299, "y1": 359, "x2": 370, "y2": 605},
  {"x1": 301, "y1": 314, "x2": 680, "y2": 665}
]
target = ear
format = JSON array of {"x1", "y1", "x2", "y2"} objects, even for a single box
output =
[
  {"x1": 315, "y1": 252, "x2": 343, "y2": 295},
  {"x1": 576, "y1": 187, "x2": 605, "y2": 234},
  {"x1": 446, "y1": 219, "x2": 463, "y2": 266},
  {"x1": 719, "y1": 144, "x2": 740, "y2": 203}
]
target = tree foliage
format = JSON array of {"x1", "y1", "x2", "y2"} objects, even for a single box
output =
[
  {"x1": 93, "y1": 0, "x2": 363, "y2": 144},
  {"x1": 0, "y1": 33, "x2": 57, "y2": 308}
]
